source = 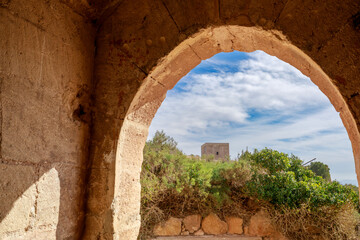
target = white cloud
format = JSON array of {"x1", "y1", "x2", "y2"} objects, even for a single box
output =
[{"x1": 148, "y1": 50, "x2": 357, "y2": 185}]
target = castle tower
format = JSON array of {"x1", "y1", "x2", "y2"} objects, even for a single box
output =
[{"x1": 201, "y1": 143, "x2": 230, "y2": 161}]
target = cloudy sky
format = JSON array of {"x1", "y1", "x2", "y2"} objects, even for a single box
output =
[{"x1": 148, "y1": 50, "x2": 357, "y2": 186}]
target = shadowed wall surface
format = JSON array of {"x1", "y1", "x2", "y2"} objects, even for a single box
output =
[{"x1": 0, "y1": 0, "x2": 359, "y2": 239}]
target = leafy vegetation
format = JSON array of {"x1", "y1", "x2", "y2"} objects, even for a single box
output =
[
  {"x1": 139, "y1": 131, "x2": 360, "y2": 240},
  {"x1": 308, "y1": 161, "x2": 331, "y2": 182},
  {"x1": 247, "y1": 149, "x2": 357, "y2": 209}
]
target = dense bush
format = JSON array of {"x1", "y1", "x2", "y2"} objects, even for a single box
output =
[
  {"x1": 140, "y1": 131, "x2": 360, "y2": 240},
  {"x1": 247, "y1": 148, "x2": 358, "y2": 209}
]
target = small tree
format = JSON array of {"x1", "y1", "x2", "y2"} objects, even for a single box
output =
[
  {"x1": 308, "y1": 161, "x2": 331, "y2": 182},
  {"x1": 145, "y1": 130, "x2": 179, "y2": 153},
  {"x1": 236, "y1": 149, "x2": 252, "y2": 162}
]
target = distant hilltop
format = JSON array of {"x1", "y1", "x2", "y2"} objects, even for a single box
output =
[{"x1": 201, "y1": 143, "x2": 229, "y2": 161}]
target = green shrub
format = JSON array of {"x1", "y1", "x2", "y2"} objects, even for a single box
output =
[
  {"x1": 247, "y1": 148, "x2": 359, "y2": 209},
  {"x1": 140, "y1": 132, "x2": 360, "y2": 240}
]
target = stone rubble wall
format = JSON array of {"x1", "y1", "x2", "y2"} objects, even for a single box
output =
[{"x1": 152, "y1": 211, "x2": 315, "y2": 240}]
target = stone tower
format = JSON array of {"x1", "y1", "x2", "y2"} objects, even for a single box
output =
[{"x1": 201, "y1": 143, "x2": 230, "y2": 161}]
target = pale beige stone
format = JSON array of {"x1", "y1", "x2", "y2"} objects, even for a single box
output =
[
  {"x1": 183, "y1": 214, "x2": 202, "y2": 233},
  {"x1": 248, "y1": 210, "x2": 287, "y2": 239},
  {"x1": 194, "y1": 229, "x2": 205, "y2": 236},
  {"x1": 248, "y1": 210, "x2": 275, "y2": 236},
  {"x1": 226, "y1": 216, "x2": 244, "y2": 234},
  {"x1": 153, "y1": 217, "x2": 182, "y2": 236},
  {"x1": 34, "y1": 168, "x2": 60, "y2": 230},
  {"x1": 201, "y1": 213, "x2": 228, "y2": 235},
  {"x1": 181, "y1": 231, "x2": 190, "y2": 235}
]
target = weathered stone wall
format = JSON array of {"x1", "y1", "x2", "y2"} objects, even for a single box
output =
[
  {"x1": 0, "y1": 0, "x2": 95, "y2": 239},
  {"x1": 0, "y1": 1, "x2": 360, "y2": 240},
  {"x1": 90, "y1": 8, "x2": 360, "y2": 237},
  {"x1": 78, "y1": 0, "x2": 360, "y2": 238},
  {"x1": 201, "y1": 143, "x2": 230, "y2": 160},
  {"x1": 152, "y1": 212, "x2": 287, "y2": 240}
]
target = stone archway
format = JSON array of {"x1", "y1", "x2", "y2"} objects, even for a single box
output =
[
  {"x1": 109, "y1": 25, "x2": 360, "y2": 240},
  {"x1": 83, "y1": 0, "x2": 360, "y2": 237},
  {"x1": 1, "y1": 0, "x2": 359, "y2": 239}
]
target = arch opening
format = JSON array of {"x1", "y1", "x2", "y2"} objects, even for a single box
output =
[
  {"x1": 147, "y1": 49, "x2": 356, "y2": 184},
  {"x1": 115, "y1": 25, "x2": 360, "y2": 238}
]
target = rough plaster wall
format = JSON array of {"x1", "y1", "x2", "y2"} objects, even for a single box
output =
[
  {"x1": 87, "y1": 0, "x2": 360, "y2": 239},
  {"x1": 0, "y1": 0, "x2": 95, "y2": 239}
]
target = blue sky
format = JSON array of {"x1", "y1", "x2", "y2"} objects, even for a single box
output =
[{"x1": 148, "y1": 50, "x2": 357, "y2": 186}]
